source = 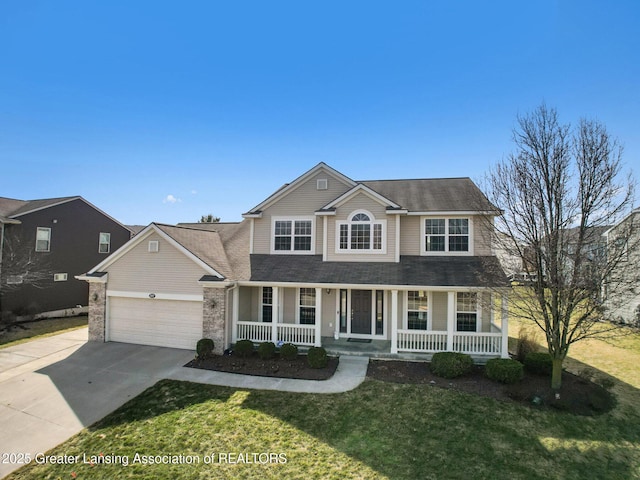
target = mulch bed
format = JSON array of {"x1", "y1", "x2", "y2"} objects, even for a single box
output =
[
  {"x1": 186, "y1": 352, "x2": 339, "y2": 381},
  {"x1": 367, "y1": 359, "x2": 616, "y2": 416}
]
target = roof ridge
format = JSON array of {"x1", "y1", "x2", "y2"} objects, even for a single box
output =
[{"x1": 359, "y1": 177, "x2": 472, "y2": 182}]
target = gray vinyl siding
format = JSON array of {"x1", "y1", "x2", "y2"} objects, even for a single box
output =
[
  {"x1": 106, "y1": 232, "x2": 207, "y2": 295},
  {"x1": 431, "y1": 292, "x2": 448, "y2": 330},
  {"x1": 326, "y1": 192, "x2": 397, "y2": 262},
  {"x1": 252, "y1": 169, "x2": 353, "y2": 254},
  {"x1": 321, "y1": 289, "x2": 334, "y2": 336},
  {"x1": 474, "y1": 216, "x2": 494, "y2": 256},
  {"x1": 238, "y1": 287, "x2": 253, "y2": 321},
  {"x1": 400, "y1": 216, "x2": 421, "y2": 255},
  {"x1": 481, "y1": 292, "x2": 492, "y2": 331}
]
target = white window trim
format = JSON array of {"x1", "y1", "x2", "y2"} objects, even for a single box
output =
[
  {"x1": 420, "y1": 216, "x2": 474, "y2": 256},
  {"x1": 271, "y1": 216, "x2": 316, "y2": 254},
  {"x1": 259, "y1": 286, "x2": 274, "y2": 322},
  {"x1": 335, "y1": 209, "x2": 387, "y2": 255},
  {"x1": 99, "y1": 232, "x2": 111, "y2": 254},
  {"x1": 148, "y1": 240, "x2": 159, "y2": 253},
  {"x1": 296, "y1": 287, "x2": 317, "y2": 325},
  {"x1": 403, "y1": 290, "x2": 432, "y2": 330},
  {"x1": 35, "y1": 227, "x2": 51, "y2": 252},
  {"x1": 455, "y1": 292, "x2": 481, "y2": 332}
]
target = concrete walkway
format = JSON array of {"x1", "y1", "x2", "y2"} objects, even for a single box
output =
[{"x1": 0, "y1": 328, "x2": 368, "y2": 478}]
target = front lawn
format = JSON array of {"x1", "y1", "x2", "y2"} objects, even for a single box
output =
[
  {"x1": 8, "y1": 375, "x2": 640, "y2": 479},
  {"x1": 0, "y1": 315, "x2": 87, "y2": 348}
]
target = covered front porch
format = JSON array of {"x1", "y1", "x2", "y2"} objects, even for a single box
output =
[{"x1": 230, "y1": 285, "x2": 509, "y2": 359}]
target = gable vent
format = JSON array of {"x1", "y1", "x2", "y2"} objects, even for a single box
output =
[
  {"x1": 317, "y1": 179, "x2": 328, "y2": 190},
  {"x1": 148, "y1": 240, "x2": 159, "y2": 253}
]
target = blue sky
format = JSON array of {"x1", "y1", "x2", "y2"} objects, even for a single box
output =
[{"x1": 1, "y1": 0, "x2": 638, "y2": 225}]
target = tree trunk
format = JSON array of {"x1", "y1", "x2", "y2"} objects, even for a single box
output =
[{"x1": 551, "y1": 357, "x2": 563, "y2": 390}]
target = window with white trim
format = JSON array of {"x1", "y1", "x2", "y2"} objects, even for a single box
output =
[
  {"x1": 423, "y1": 217, "x2": 471, "y2": 254},
  {"x1": 35, "y1": 227, "x2": 51, "y2": 252},
  {"x1": 99, "y1": 232, "x2": 111, "y2": 254},
  {"x1": 273, "y1": 218, "x2": 313, "y2": 253},
  {"x1": 456, "y1": 292, "x2": 478, "y2": 331},
  {"x1": 298, "y1": 288, "x2": 316, "y2": 325},
  {"x1": 337, "y1": 211, "x2": 384, "y2": 252},
  {"x1": 407, "y1": 291, "x2": 429, "y2": 330},
  {"x1": 261, "y1": 287, "x2": 273, "y2": 323},
  {"x1": 54, "y1": 273, "x2": 68, "y2": 282}
]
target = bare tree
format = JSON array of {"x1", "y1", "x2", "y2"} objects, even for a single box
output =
[
  {"x1": 486, "y1": 104, "x2": 637, "y2": 390},
  {"x1": 0, "y1": 234, "x2": 55, "y2": 328}
]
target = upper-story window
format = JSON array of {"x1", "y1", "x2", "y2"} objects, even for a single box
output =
[
  {"x1": 272, "y1": 217, "x2": 314, "y2": 254},
  {"x1": 99, "y1": 232, "x2": 111, "y2": 254},
  {"x1": 337, "y1": 210, "x2": 385, "y2": 253},
  {"x1": 422, "y1": 217, "x2": 472, "y2": 255},
  {"x1": 35, "y1": 227, "x2": 51, "y2": 252}
]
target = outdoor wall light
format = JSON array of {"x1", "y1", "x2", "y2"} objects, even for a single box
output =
[
  {"x1": 149, "y1": 293, "x2": 156, "y2": 299},
  {"x1": 92, "y1": 293, "x2": 98, "y2": 302},
  {"x1": 210, "y1": 299, "x2": 217, "y2": 308},
  {"x1": 326, "y1": 289, "x2": 331, "y2": 295}
]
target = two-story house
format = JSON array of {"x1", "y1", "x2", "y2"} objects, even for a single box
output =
[
  {"x1": 80, "y1": 163, "x2": 510, "y2": 358},
  {"x1": 0, "y1": 196, "x2": 133, "y2": 320}
]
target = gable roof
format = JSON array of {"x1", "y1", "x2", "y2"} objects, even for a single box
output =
[
  {"x1": 319, "y1": 183, "x2": 404, "y2": 213},
  {"x1": 360, "y1": 178, "x2": 497, "y2": 213},
  {"x1": 0, "y1": 195, "x2": 133, "y2": 232}
]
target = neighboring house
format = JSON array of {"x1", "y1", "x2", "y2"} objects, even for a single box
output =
[
  {"x1": 80, "y1": 163, "x2": 510, "y2": 358},
  {"x1": 603, "y1": 208, "x2": 640, "y2": 325},
  {"x1": 0, "y1": 196, "x2": 132, "y2": 319}
]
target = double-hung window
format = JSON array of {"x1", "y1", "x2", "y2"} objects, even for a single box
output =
[
  {"x1": 423, "y1": 218, "x2": 471, "y2": 254},
  {"x1": 456, "y1": 292, "x2": 478, "y2": 331},
  {"x1": 298, "y1": 288, "x2": 316, "y2": 325},
  {"x1": 99, "y1": 232, "x2": 111, "y2": 253},
  {"x1": 337, "y1": 211, "x2": 384, "y2": 253},
  {"x1": 273, "y1": 218, "x2": 313, "y2": 253},
  {"x1": 407, "y1": 291, "x2": 429, "y2": 330},
  {"x1": 35, "y1": 227, "x2": 51, "y2": 252},
  {"x1": 261, "y1": 287, "x2": 273, "y2": 323}
]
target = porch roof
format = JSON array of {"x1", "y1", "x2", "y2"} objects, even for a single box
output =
[{"x1": 249, "y1": 255, "x2": 509, "y2": 288}]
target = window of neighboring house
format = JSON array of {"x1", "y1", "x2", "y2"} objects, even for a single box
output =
[
  {"x1": 407, "y1": 291, "x2": 429, "y2": 330},
  {"x1": 337, "y1": 211, "x2": 384, "y2": 252},
  {"x1": 6, "y1": 275, "x2": 23, "y2": 285},
  {"x1": 54, "y1": 273, "x2": 68, "y2": 282},
  {"x1": 456, "y1": 292, "x2": 478, "y2": 332},
  {"x1": 35, "y1": 227, "x2": 51, "y2": 252},
  {"x1": 99, "y1": 232, "x2": 111, "y2": 254},
  {"x1": 261, "y1": 287, "x2": 273, "y2": 323},
  {"x1": 273, "y1": 218, "x2": 313, "y2": 253},
  {"x1": 298, "y1": 288, "x2": 316, "y2": 325},
  {"x1": 424, "y1": 218, "x2": 470, "y2": 254}
]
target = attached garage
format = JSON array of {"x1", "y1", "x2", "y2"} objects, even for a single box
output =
[{"x1": 107, "y1": 296, "x2": 203, "y2": 350}]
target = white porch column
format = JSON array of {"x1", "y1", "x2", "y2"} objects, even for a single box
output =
[
  {"x1": 315, "y1": 287, "x2": 322, "y2": 346},
  {"x1": 391, "y1": 289, "x2": 398, "y2": 354},
  {"x1": 501, "y1": 292, "x2": 509, "y2": 358},
  {"x1": 272, "y1": 287, "x2": 279, "y2": 343},
  {"x1": 446, "y1": 291, "x2": 455, "y2": 351},
  {"x1": 231, "y1": 286, "x2": 240, "y2": 343}
]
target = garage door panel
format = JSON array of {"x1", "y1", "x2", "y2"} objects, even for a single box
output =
[{"x1": 108, "y1": 297, "x2": 203, "y2": 350}]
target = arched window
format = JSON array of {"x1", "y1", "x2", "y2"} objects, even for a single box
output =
[{"x1": 338, "y1": 210, "x2": 384, "y2": 252}]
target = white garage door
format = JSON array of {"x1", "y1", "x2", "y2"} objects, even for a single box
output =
[{"x1": 108, "y1": 296, "x2": 203, "y2": 350}]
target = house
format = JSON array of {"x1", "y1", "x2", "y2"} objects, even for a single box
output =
[
  {"x1": 603, "y1": 208, "x2": 640, "y2": 325},
  {"x1": 79, "y1": 163, "x2": 511, "y2": 358},
  {"x1": 0, "y1": 196, "x2": 132, "y2": 320}
]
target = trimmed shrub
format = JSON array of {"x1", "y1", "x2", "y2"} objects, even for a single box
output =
[
  {"x1": 307, "y1": 346, "x2": 329, "y2": 369},
  {"x1": 257, "y1": 341, "x2": 276, "y2": 360},
  {"x1": 234, "y1": 339, "x2": 255, "y2": 358},
  {"x1": 280, "y1": 343, "x2": 298, "y2": 360},
  {"x1": 196, "y1": 338, "x2": 215, "y2": 359},
  {"x1": 485, "y1": 358, "x2": 524, "y2": 384},
  {"x1": 524, "y1": 351, "x2": 553, "y2": 375},
  {"x1": 430, "y1": 352, "x2": 474, "y2": 379}
]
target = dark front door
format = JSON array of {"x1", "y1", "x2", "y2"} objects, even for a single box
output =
[{"x1": 351, "y1": 290, "x2": 372, "y2": 334}]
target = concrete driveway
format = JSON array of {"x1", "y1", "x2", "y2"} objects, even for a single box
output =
[{"x1": 0, "y1": 328, "x2": 194, "y2": 478}]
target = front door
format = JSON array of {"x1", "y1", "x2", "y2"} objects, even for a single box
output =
[{"x1": 351, "y1": 290, "x2": 372, "y2": 334}]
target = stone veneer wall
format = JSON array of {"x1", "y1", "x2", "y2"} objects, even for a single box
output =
[
  {"x1": 203, "y1": 287, "x2": 227, "y2": 355},
  {"x1": 88, "y1": 282, "x2": 107, "y2": 342}
]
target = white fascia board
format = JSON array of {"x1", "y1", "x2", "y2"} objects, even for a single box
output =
[
  {"x1": 247, "y1": 162, "x2": 357, "y2": 213},
  {"x1": 322, "y1": 184, "x2": 402, "y2": 210},
  {"x1": 75, "y1": 273, "x2": 108, "y2": 283},
  {"x1": 242, "y1": 212, "x2": 263, "y2": 219},
  {"x1": 314, "y1": 210, "x2": 336, "y2": 216},
  {"x1": 237, "y1": 281, "x2": 499, "y2": 292},
  {"x1": 198, "y1": 279, "x2": 234, "y2": 288},
  {"x1": 406, "y1": 210, "x2": 498, "y2": 216}
]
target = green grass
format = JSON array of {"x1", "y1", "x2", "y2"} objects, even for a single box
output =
[{"x1": 0, "y1": 315, "x2": 88, "y2": 348}]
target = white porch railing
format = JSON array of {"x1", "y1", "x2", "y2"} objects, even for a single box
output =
[
  {"x1": 236, "y1": 321, "x2": 316, "y2": 347},
  {"x1": 397, "y1": 330, "x2": 448, "y2": 352},
  {"x1": 453, "y1": 332, "x2": 502, "y2": 355},
  {"x1": 396, "y1": 330, "x2": 503, "y2": 355}
]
